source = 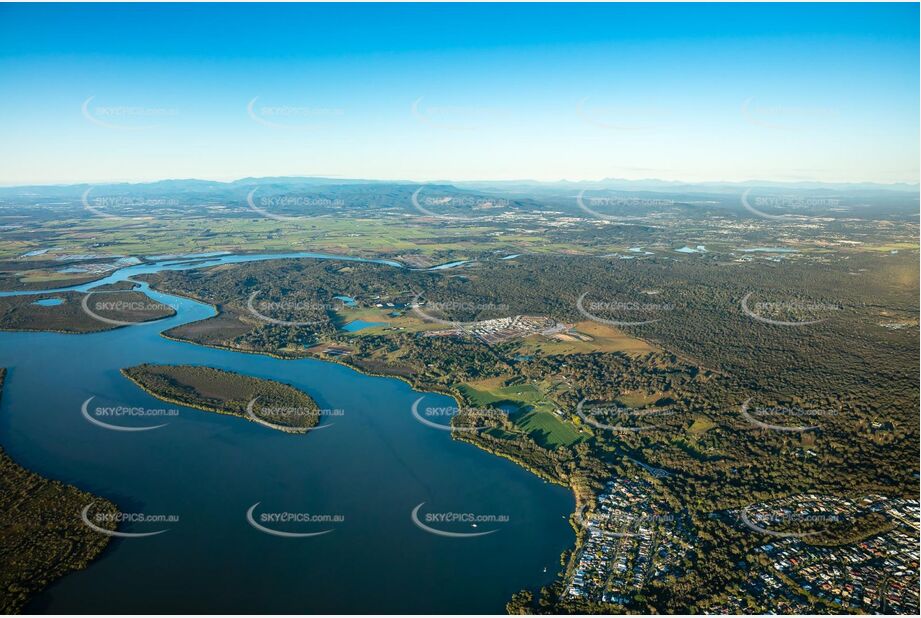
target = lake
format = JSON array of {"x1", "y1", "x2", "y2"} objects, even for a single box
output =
[
  {"x1": 0, "y1": 254, "x2": 574, "y2": 613},
  {"x1": 342, "y1": 319, "x2": 388, "y2": 332}
]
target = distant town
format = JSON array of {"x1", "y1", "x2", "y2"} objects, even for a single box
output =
[{"x1": 423, "y1": 315, "x2": 571, "y2": 345}]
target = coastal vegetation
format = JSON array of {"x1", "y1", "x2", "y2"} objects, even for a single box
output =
[
  {"x1": 137, "y1": 248, "x2": 918, "y2": 613},
  {"x1": 0, "y1": 369, "x2": 119, "y2": 614},
  {"x1": 0, "y1": 290, "x2": 175, "y2": 333},
  {"x1": 0, "y1": 179, "x2": 916, "y2": 614},
  {"x1": 121, "y1": 364, "x2": 321, "y2": 432}
]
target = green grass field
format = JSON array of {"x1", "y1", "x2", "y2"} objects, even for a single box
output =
[
  {"x1": 0, "y1": 215, "x2": 501, "y2": 261},
  {"x1": 687, "y1": 416, "x2": 717, "y2": 435},
  {"x1": 459, "y1": 378, "x2": 582, "y2": 447}
]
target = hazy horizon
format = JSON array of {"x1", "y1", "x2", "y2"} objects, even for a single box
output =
[
  {"x1": 1, "y1": 173, "x2": 919, "y2": 191},
  {"x1": 0, "y1": 5, "x2": 918, "y2": 616}
]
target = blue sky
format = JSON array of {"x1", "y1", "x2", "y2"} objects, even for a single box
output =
[{"x1": 0, "y1": 2, "x2": 917, "y2": 185}]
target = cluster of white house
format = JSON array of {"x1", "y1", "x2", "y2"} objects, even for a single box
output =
[{"x1": 566, "y1": 478, "x2": 690, "y2": 604}]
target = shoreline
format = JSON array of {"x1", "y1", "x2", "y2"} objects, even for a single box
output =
[
  {"x1": 156, "y1": 321, "x2": 585, "y2": 607},
  {"x1": 156, "y1": 310, "x2": 586, "y2": 600},
  {"x1": 0, "y1": 249, "x2": 412, "y2": 295},
  {"x1": 118, "y1": 368, "x2": 321, "y2": 434},
  {"x1": 0, "y1": 369, "x2": 119, "y2": 614},
  {"x1": 5, "y1": 260, "x2": 584, "y2": 613}
]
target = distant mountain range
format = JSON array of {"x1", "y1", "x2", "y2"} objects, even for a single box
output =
[
  {"x1": 0, "y1": 176, "x2": 916, "y2": 222},
  {"x1": 455, "y1": 178, "x2": 920, "y2": 196},
  {"x1": 0, "y1": 176, "x2": 917, "y2": 197}
]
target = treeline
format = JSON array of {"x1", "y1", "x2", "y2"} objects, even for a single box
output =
[
  {"x1": 0, "y1": 369, "x2": 119, "y2": 613},
  {"x1": 122, "y1": 364, "x2": 320, "y2": 430},
  {"x1": 142, "y1": 250, "x2": 919, "y2": 614}
]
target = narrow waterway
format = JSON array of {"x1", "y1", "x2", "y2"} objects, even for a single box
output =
[{"x1": 0, "y1": 253, "x2": 573, "y2": 614}]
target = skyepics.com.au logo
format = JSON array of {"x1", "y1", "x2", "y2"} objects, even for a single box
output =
[
  {"x1": 245, "y1": 291, "x2": 334, "y2": 326},
  {"x1": 410, "y1": 97, "x2": 504, "y2": 131},
  {"x1": 740, "y1": 293, "x2": 840, "y2": 326},
  {"x1": 740, "y1": 398, "x2": 837, "y2": 433},
  {"x1": 575, "y1": 399, "x2": 676, "y2": 433},
  {"x1": 739, "y1": 504, "x2": 838, "y2": 539},
  {"x1": 246, "y1": 96, "x2": 344, "y2": 130},
  {"x1": 81, "y1": 503, "x2": 178, "y2": 538},
  {"x1": 575, "y1": 506, "x2": 675, "y2": 538},
  {"x1": 81, "y1": 96, "x2": 178, "y2": 130},
  {"x1": 740, "y1": 97, "x2": 837, "y2": 131},
  {"x1": 246, "y1": 187, "x2": 344, "y2": 221},
  {"x1": 245, "y1": 397, "x2": 342, "y2": 434},
  {"x1": 410, "y1": 503, "x2": 509, "y2": 538},
  {"x1": 410, "y1": 294, "x2": 510, "y2": 328},
  {"x1": 576, "y1": 292, "x2": 674, "y2": 327},
  {"x1": 410, "y1": 397, "x2": 507, "y2": 432},
  {"x1": 246, "y1": 502, "x2": 343, "y2": 538},
  {"x1": 82, "y1": 186, "x2": 178, "y2": 220},
  {"x1": 576, "y1": 190, "x2": 675, "y2": 222},
  {"x1": 81, "y1": 397, "x2": 178, "y2": 432},
  {"x1": 80, "y1": 293, "x2": 178, "y2": 327},
  {"x1": 740, "y1": 188, "x2": 840, "y2": 220},
  {"x1": 411, "y1": 187, "x2": 510, "y2": 221}
]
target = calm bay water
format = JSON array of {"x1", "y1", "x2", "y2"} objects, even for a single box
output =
[{"x1": 0, "y1": 255, "x2": 573, "y2": 613}]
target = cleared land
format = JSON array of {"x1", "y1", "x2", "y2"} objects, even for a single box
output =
[
  {"x1": 460, "y1": 376, "x2": 583, "y2": 448},
  {"x1": 515, "y1": 320, "x2": 655, "y2": 356}
]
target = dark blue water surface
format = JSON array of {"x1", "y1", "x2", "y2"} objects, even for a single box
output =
[
  {"x1": 342, "y1": 319, "x2": 389, "y2": 332},
  {"x1": 0, "y1": 254, "x2": 573, "y2": 614}
]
